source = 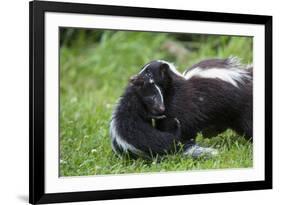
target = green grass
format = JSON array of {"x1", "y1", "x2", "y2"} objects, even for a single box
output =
[{"x1": 59, "y1": 29, "x2": 253, "y2": 176}]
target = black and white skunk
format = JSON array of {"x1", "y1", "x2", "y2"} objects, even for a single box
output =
[
  {"x1": 137, "y1": 58, "x2": 253, "y2": 143},
  {"x1": 110, "y1": 74, "x2": 183, "y2": 158}
]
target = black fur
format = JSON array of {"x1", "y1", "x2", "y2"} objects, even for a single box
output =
[
  {"x1": 138, "y1": 59, "x2": 253, "y2": 141},
  {"x1": 110, "y1": 76, "x2": 183, "y2": 158}
]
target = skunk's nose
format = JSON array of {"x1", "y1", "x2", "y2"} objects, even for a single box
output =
[{"x1": 159, "y1": 105, "x2": 165, "y2": 113}]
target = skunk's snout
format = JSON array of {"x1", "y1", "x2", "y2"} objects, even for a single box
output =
[
  {"x1": 158, "y1": 105, "x2": 165, "y2": 113},
  {"x1": 152, "y1": 104, "x2": 165, "y2": 115}
]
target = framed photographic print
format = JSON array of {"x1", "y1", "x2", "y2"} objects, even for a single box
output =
[{"x1": 29, "y1": 0, "x2": 272, "y2": 204}]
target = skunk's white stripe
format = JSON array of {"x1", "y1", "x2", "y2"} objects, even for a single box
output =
[
  {"x1": 139, "y1": 60, "x2": 185, "y2": 79},
  {"x1": 154, "y1": 84, "x2": 164, "y2": 103},
  {"x1": 184, "y1": 67, "x2": 203, "y2": 80},
  {"x1": 139, "y1": 63, "x2": 151, "y2": 74},
  {"x1": 110, "y1": 111, "x2": 143, "y2": 155},
  {"x1": 184, "y1": 67, "x2": 251, "y2": 87}
]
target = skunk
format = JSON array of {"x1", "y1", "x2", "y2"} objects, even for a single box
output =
[
  {"x1": 110, "y1": 74, "x2": 183, "y2": 158},
  {"x1": 136, "y1": 58, "x2": 253, "y2": 143}
]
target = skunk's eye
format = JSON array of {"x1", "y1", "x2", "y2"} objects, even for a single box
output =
[{"x1": 149, "y1": 78, "x2": 154, "y2": 84}]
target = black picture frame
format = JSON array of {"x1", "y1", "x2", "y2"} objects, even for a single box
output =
[{"x1": 29, "y1": 0, "x2": 272, "y2": 204}]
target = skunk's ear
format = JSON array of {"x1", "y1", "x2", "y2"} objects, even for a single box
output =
[
  {"x1": 159, "y1": 63, "x2": 170, "y2": 79},
  {"x1": 129, "y1": 75, "x2": 144, "y2": 86}
]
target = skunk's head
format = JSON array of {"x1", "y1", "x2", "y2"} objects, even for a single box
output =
[
  {"x1": 129, "y1": 75, "x2": 165, "y2": 117},
  {"x1": 128, "y1": 60, "x2": 182, "y2": 117},
  {"x1": 136, "y1": 60, "x2": 182, "y2": 87},
  {"x1": 138, "y1": 61, "x2": 171, "y2": 87}
]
